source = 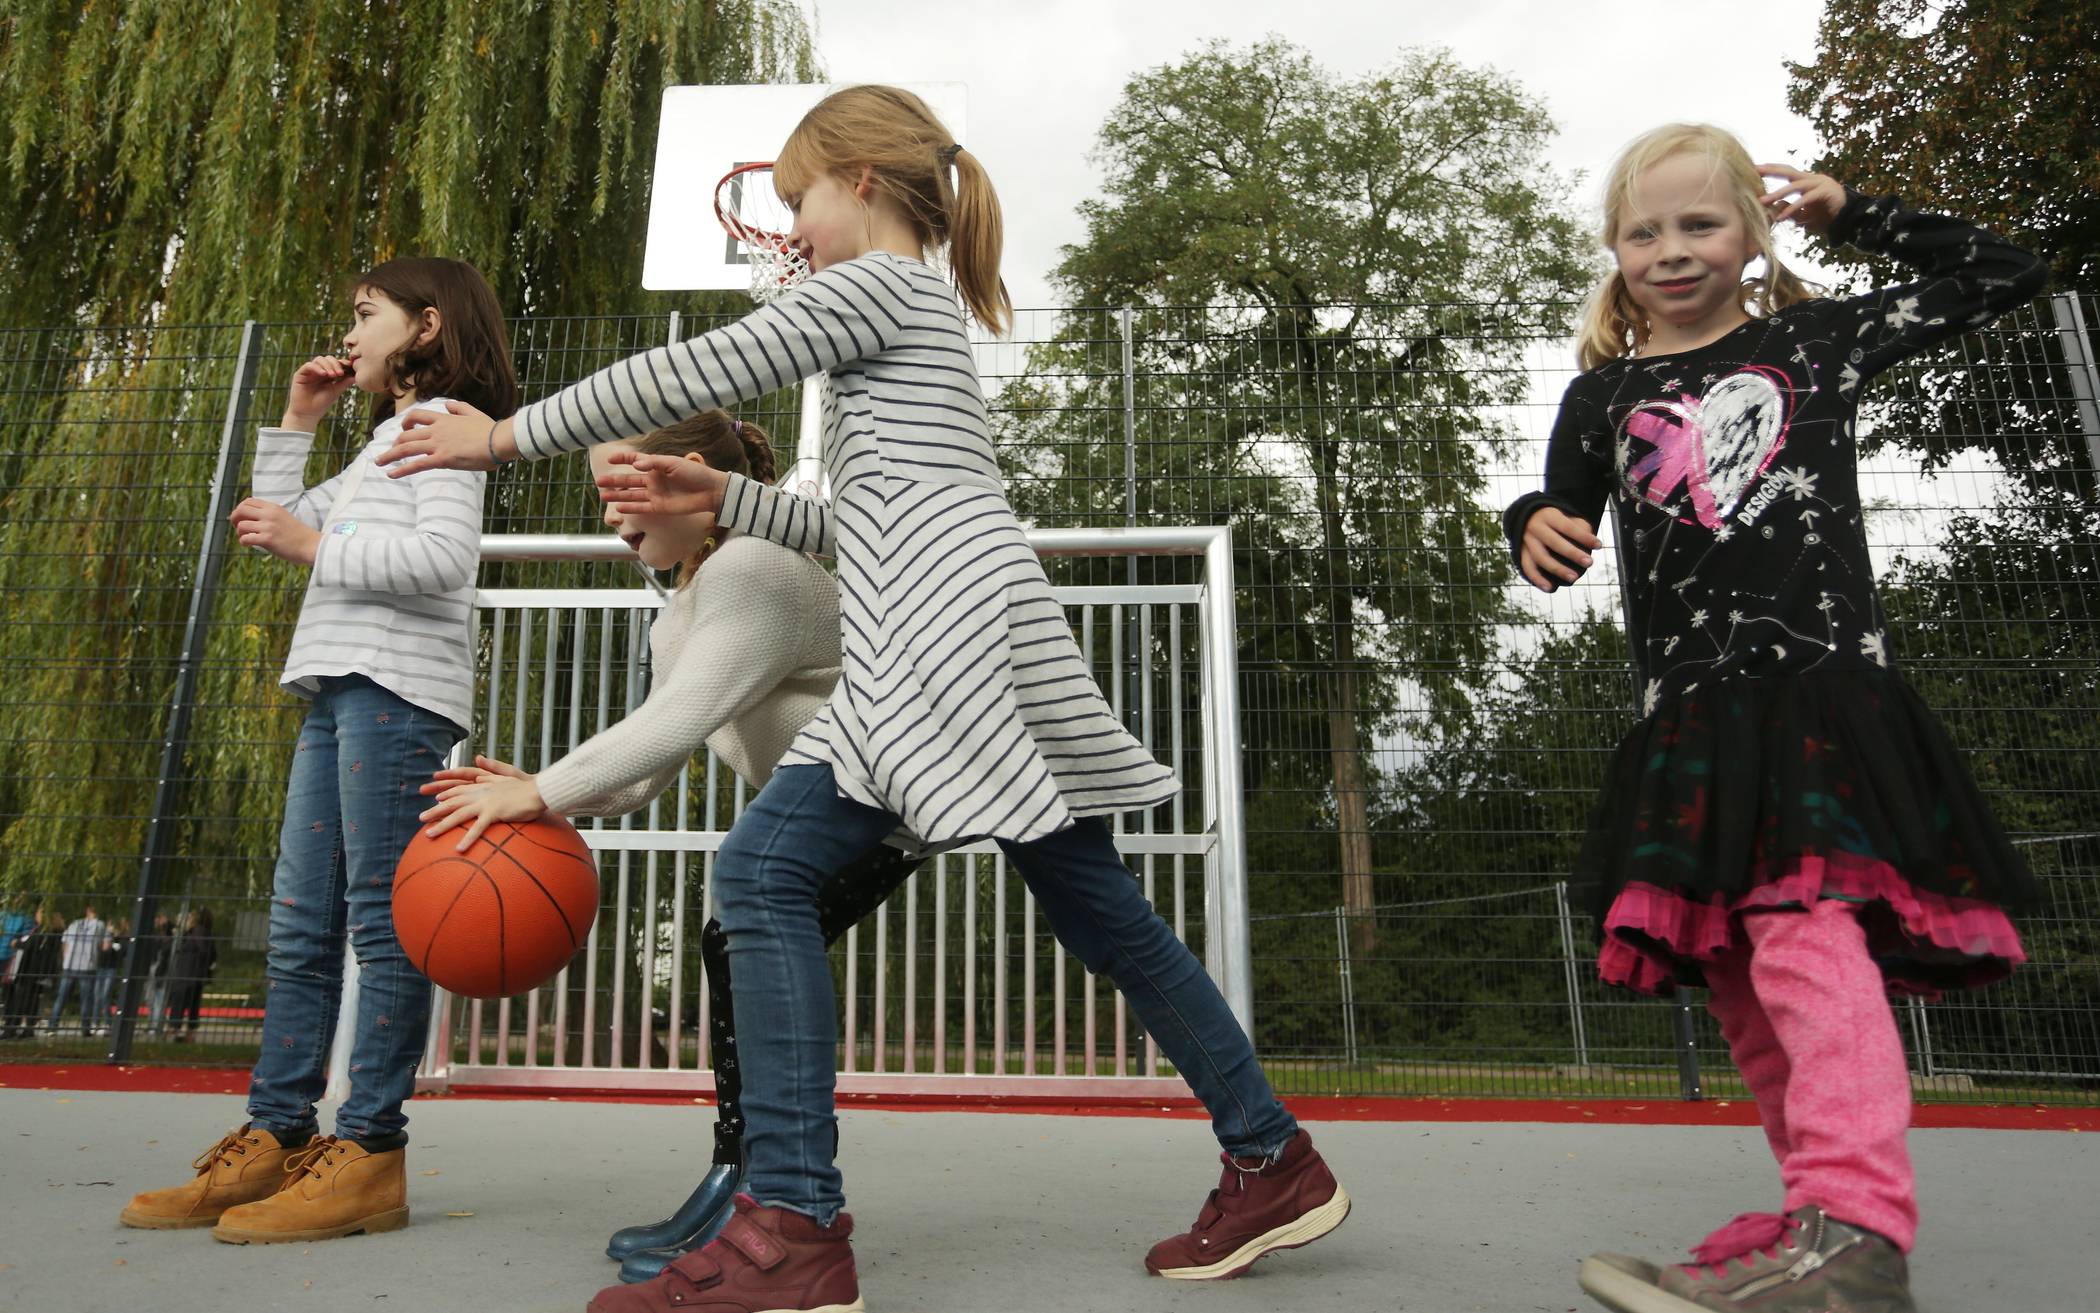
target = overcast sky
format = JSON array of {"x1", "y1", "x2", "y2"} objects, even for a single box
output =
[
  {"x1": 807, "y1": 1, "x2": 1999, "y2": 646},
  {"x1": 812, "y1": 0, "x2": 1841, "y2": 306}
]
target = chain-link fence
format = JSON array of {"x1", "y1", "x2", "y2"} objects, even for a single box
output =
[{"x1": 2, "y1": 297, "x2": 2094, "y2": 1101}]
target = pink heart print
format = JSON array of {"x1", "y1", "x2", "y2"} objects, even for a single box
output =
[{"x1": 1620, "y1": 366, "x2": 1792, "y2": 529}]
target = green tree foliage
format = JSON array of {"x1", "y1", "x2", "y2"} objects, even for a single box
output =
[
  {"x1": 0, "y1": 5, "x2": 816, "y2": 898},
  {"x1": 1001, "y1": 39, "x2": 1594, "y2": 941},
  {"x1": 0, "y1": 0, "x2": 818, "y2": 324},
  {"x1": 1876, "y1": 493, "x2": 2100, "y2": 1073},
  {"x1": 1787, "y1": 0, "x2": 2099, "y2": 499},
  {"x1": 1787, "y1": 0, "x2": 2100, "y2": 291}
]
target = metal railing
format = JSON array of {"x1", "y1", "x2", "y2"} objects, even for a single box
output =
[
  {"x1": 3, "y1": 297, "x2": 2092, "y2": 1102},
  {"x1": 417, "y1": 526, "x2": 1251, "y2": 1098}
]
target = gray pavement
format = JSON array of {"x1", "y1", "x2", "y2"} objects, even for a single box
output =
[{"x1": 0, "y1": 1088, "x2": 2091, "y2": 1312}]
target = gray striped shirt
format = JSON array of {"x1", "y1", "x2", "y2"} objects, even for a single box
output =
[{"x1": 254, "y1": 400, "x2": 485, "y2": 731}]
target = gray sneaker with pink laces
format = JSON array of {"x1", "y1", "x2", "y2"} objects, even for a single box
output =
[{"x1": 1579, "y1": 1207, "x2": 1916, "y2": 1312}]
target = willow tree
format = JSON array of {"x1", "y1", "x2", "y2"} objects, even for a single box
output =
[
  {"x1": 1786, "y1": 0, "x2": 2099, "y2": 502},
  {"x1": 0, "y1": 3, "x2": 817, "y2": 898},
  {"x1": 1008, "y1": 39, "x2": 1592, "y2": 949}
]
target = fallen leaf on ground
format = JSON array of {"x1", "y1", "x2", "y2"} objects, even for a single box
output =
[{"x1": 419, "y1": 1169, "x2": 440, "y2": 1176}]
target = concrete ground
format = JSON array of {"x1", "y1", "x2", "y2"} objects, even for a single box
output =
[{"x1": 0, "y1": 1089, "x2": 2091, "y2": 1312}]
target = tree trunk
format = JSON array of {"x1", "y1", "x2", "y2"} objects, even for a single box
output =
[
  {"x1": 1304, "y1": 326, "x2": 1376, "y2": 955},
  {"x1": 1326, "y1": 600, "x2": 1377, "y2": 956}
]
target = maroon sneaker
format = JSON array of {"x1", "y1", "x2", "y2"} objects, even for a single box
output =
[
  {"x1": 1144, "y1": 1128, "x2": 1351, "y2": 1280},
  {"x1": 586, "y1": 1195, "x2": 863, "y2": 1313}
]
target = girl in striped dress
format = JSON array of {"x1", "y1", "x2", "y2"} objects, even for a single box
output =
[
  {"x1": 385, "y1": 86, "x2": 1347, "y2": 1313},
  {"x1": 413, "y1": 411, "x2": 926, "y2": 1285}
]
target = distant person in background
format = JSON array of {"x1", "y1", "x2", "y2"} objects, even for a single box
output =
[
  {"x1": 0, "y1": 896, "x2": 30, "y2": 979},
  {"x1": 3, "y1": 906, "x2": 59, "y2": 1039},
  {"x1": 92, "y1": 916, "x2": 132, "y2": 1036},
  {"x1": 138, "y1": 913, "x2": 175, "y2": 1036},
  {"x1": 47, "y1": 904, "x2": 109, "y2": 1036},
  {"x1": 164, "y1": 907, "x2": 218, "y2": 1043}
]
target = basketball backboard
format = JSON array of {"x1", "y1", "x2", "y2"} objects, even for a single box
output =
[{"x1": 642, "y1": 82, "x2": 970, "y2": 292}]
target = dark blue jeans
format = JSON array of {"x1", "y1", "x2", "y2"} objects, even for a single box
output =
[
  {"x1": 713, "y1": 763, "x2": 1297, "y2": 1223},
  {"x1": 47, "y1": 970, "x2": 96, "y2": 1034},
  {"x1": 246, "y1": 675, "x2": 461, "y2": 1142}
]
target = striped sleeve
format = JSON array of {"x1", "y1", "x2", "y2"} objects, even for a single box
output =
[
  {"x1": 717, "y1": 472, "x2": 833, "y2": 557},
  {"x1": 535, "y1": 542, "x2": 814, "y2": 814},
  {"x1": 253, "y1": 428, "x2": 344, "y2": 529},
  {"x1": 311, "y1": 466, "x2": 486, "y2": 595},
  {"x1": 512, "y1": 257, "x2": 916, "y2": 460}
]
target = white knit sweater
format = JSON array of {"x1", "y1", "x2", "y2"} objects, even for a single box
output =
[{"x1": 533, "y1": 534, "x2": 841, "y2": 817}]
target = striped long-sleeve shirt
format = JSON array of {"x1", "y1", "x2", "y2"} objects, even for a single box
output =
[
  {"x1": 514, "y1": 253, "x2": 1177, "y2": 845},
  {"x1": 254, "y1": 400, "x2": 485, "y2": 731}
]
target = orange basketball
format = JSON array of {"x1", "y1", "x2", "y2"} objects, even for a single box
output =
[{"x1": 392, "y1": 813, "x2": 599, "y2": 1000}]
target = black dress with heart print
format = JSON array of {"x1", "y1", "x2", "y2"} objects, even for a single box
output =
[{"x1": 1503, "y1": 193, "x2": 2046, "y2": 997}]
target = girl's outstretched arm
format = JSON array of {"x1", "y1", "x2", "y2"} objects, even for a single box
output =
[
  {"x1": 381, "y1": 257, "x2": 916, "y2": 479},
  {"x1": 538, "y1": 544, "x2": 818, "y2": 814},
  {"x1": 1766, "y1": 170, "x2": 2050, "y2": 391}
]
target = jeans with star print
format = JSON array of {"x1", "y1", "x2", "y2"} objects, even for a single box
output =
[{"x1": 246, "y1": 675, "x2": 462, "y2": 1143}]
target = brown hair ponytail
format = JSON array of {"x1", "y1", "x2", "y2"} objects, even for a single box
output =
[
  {"x1": 774, "y1": 85, "x2": 1013, "y2": 334},
  {"x1": 631, "y1": 411, "x2": 777, "y2": 587}
]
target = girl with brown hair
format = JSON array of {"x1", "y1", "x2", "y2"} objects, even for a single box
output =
[{"x1": 120, "y1": 257, "x2": 517, "y2": 1246}]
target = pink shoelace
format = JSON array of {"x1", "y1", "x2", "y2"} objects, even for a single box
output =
[{"x1": 1683, "y1": 1212, "x2": 1801, "y2": 1277}]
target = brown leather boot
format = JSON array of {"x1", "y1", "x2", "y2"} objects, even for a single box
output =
[
  {"x1": 211, "y1": 1136, "x2": 410, "y2": 1244},
  {"x1": 120, "y1": 1124, "x2": 299, "y2": 1230}
]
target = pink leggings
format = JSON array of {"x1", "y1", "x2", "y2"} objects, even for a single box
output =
[{"x1": 1704, "y1": 898, "x2": 1917, "y2": 1251}]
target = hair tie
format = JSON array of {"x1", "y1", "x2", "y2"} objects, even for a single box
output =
[
  {"x1": 937, "y1": 143, "x2": 963, "y2": 164},
  {"x1": 732, "y1": 418, "x2": 743, "y2": 437}
]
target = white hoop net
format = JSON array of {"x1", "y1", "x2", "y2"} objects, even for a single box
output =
[{"x1": 714, "y1": 163, "x2": 810, "y2": 304}]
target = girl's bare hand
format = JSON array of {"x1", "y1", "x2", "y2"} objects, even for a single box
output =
[
  {"x1": 1518, "y1": 505, "x2": 1601, "y2": 592},
  {"x1": 380, "y1": 402, "x2": 500, "y2": 477},
  {"x1": 595, "y1": 450, "x2": 727, "y2": 517},
  {"x1": 1756, "y1": 164, "x2": 1848, "y2": 235},
  {"x1": 417, "y1": 768, "x2": 547, "y2": 853},
  {"x1": 230, "y1": 497, "x2": 322, "y2": 566},
  {"x1": 283, "y1": 355, "x2": 357, "y2": 430}
]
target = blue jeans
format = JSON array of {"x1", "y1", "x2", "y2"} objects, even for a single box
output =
[
  {"x1": 47, "y1": 970, "x2": 96, "y2": 1034},
  {"x1": 246, "y1": 675, "x2": 461, "y2": 1142},
  {"x1": 92, "y1": 967, "x2": 118, "y2": 1028},
  {"x1": 714, "y1": 763, "x2": 1297, "y2": 1223}
]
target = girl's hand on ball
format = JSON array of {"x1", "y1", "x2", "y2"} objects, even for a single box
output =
[
  {"x1": 419, "y1": 755, "x2": 529, "y2": 796},
  {"x1": 418, "y1": 770, "x2": 547, "y2": 852}
]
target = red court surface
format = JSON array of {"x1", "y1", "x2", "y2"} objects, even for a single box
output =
[{"x1": 4, "y1": 1061, "x2": 2092, "y2": 1130}]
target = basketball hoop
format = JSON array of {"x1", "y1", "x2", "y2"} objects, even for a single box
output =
[{"x1": 714, "y1": 161, "x2": 809, "y2": 303}]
